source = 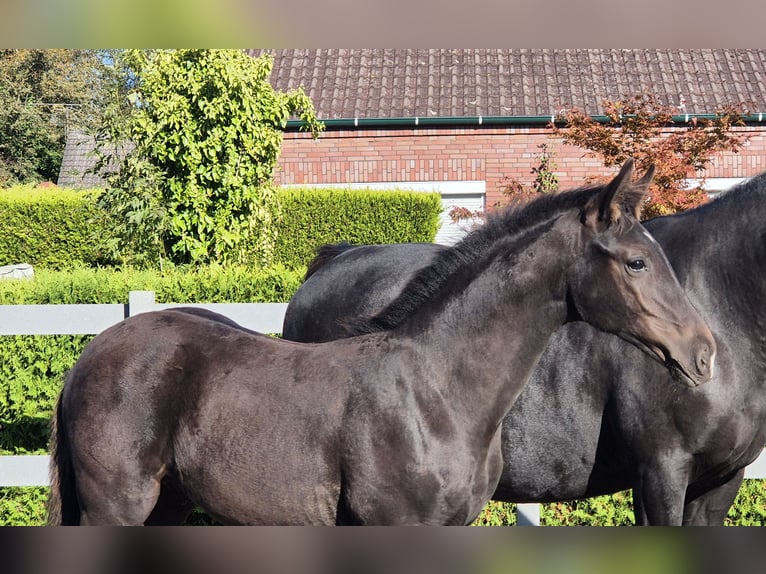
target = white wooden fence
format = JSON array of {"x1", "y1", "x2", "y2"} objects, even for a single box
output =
[{"x1": 1, "y1": 291, "x2": 764, "y2": 526}]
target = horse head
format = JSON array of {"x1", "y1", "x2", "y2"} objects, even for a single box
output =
[{"x1": 568, "y1": 160, "x2": 716, "y2": 387}]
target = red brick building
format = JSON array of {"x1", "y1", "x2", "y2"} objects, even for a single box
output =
[
  {"x1": 60, "y1": 49, "x2": 766, "y2": 244},
  {"x1": 250, "y1": 49, "x2": 766, "y2": 242}
]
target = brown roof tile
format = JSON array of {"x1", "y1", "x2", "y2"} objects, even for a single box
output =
[{"x1": 248, "y1": 48, "x2": 766, "y2": 118}]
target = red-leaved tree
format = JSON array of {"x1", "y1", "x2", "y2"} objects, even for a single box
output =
[{"x1": 552, "y1": 95, "x2": 748, "y2": 217}]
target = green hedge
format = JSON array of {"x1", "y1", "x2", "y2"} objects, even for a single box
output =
[
  {"x1": 273, "y1": 187, "x2": 441, "y2": 268},
  {"x1": 473, "y1": 482, "x2": 766, "y2": 526},
  {"x1": 0, "y1": 186, "x2": 110, "y2": 269},
  {"x1": 2, "y1": 266, "x2": 764, "y2": 525},
  {"x1": 0, "y1": 185, "x2": 441, "y2": 270},
  {"x1": 0, "y1": 265, "x2": 306, "y2": 525},
  {"x1": 6, "y1": 484, "x2": 765, "y2": 527}
]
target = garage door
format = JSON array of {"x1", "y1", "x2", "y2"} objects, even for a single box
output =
[{"x1": 436, "y1": 187, "x2": 486, "y2": 245}]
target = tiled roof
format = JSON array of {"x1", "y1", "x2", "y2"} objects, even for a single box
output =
[
  {"x1": 57, "y1": 130, "x2": 103, "y2": 188},
  {"x1": 247, "y1": 49, "x2": 766, "y2": 118},
  {"x1": 59, "y1": 49, "x2": 766, "y2": 187},
  {"x1": 57, "y1": 130, "x2": 131, "y2": 188}
]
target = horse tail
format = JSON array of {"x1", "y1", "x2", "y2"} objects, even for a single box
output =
[
  {"x1": 46, "y1": 382, "x2": 80, "y2": 525},
  {"x1": 304, "y1": 242, "x2": 356, "y2": 280}
]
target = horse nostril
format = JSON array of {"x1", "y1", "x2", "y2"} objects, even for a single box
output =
[{"x1": 695, "y1": 345, "x2": 715, "y2": 379}]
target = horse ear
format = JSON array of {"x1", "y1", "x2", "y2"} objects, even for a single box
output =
[
  {"x1": 625, "y1": 163, "x2": 655, "y2": 218},
  {"x1": 584, "y1": 159, "x2": 651, "y2": 229},
  {"x1": 598, "y1": 159, "x2": 634, "y2": 224}
]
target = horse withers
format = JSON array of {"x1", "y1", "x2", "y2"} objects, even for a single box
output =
[{"x1": 48, "y1": 161, "x2": 714, "y2": 525}]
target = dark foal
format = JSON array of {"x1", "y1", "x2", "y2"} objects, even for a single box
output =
[{"x1": 48, "y1": 161, "x2": 714, "y2": 525}]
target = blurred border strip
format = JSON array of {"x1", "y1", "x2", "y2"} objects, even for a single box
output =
[{"x1": 2, "y1": 0, "x2": 765, "y2": 48}]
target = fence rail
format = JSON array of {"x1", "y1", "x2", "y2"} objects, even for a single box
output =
[{"x1": 1, "y1": 291, "x2": 764, "y2": 526}]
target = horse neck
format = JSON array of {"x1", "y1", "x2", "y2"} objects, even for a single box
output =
[{"x1": 397, "y1": 217, "x2": 576, "y2": 430}]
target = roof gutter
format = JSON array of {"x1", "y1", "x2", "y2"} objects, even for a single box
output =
[{"x1": 286, "y1": 113, "x2": 766, "y2": 131}]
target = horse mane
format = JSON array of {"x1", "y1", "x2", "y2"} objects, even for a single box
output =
[
  {"x1": 647, "y1": 170, "x2": 766, "y2": 277},
  {"x1": 346, "y1": 184, "x2": 608, "y2": 336},
  {"x1": 651, "y1": 170, "x2": 766, "y2": 240},
  {"x1": 305, "y1": 242, "x2": 356, "y2": 281},
  {"x1": 706, "y1": 170, "x2": 766, "y2": 214}
]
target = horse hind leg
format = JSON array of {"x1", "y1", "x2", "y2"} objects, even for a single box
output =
[
  {"x1": 76, "y1": 464, "x2": 167, "y2": 526},
  {"x1": 145, "y1": 477, "x2": 195, "y2": 525}
]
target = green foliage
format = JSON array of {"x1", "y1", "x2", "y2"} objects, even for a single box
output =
[
  {"x1": 0, "y1": 335, "x2": 91, "y2": 453},
  {"x1": 530, "y1": 143, "x2": 559, "y2": 194},
  {"x1": 724, "y1": 479, "x2": 766, "y2": 526},
  {"x1": 273, "y1": 187, "x2": 442, "y2": 268},
  {"x1": 0, "y1": 50, "x2": 108, "y2": 186},
  {"x1": 0, "y1": 265, "x2": 304, "y2": 306},
  {"x1": 0, "y1": 487, "x2": 47, "y2": 526},
  {"x1": 472, "y1": 501, "x2": 517, "y2": 526},
  {"x1": 541, "y1": 491, "x2": 636, "y2": 526},
  {"x1": 0, "y1": 184, "x2": 442, "y2": 270},
  {"x1": 2, "y1": 264, "x2": 762, "y2": 526},
  {"x1": 0, "y1": 264, "x2": 304, "y2": 525},
  {"x1": 0, "y1": 265, "x2": 303, "y2": 455},
  {"x1": 96, "y1": 49, "x2": 324, "y2": 267},
  {"x1": 534, "y1": 482, "x2": 766, "y2": 525},
  {"x1": 0, "y1": 185, "x2": 111, "y2": 268},
  {"x1": 4, "y1": 482, "x2": 766, "y2": 526},
  {"x1": 472, "y1": 481, "x2": 766, "y2": 526}
]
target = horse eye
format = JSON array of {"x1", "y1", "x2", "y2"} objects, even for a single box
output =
[{"x1": 626, "y1": 259, "x2": 647, "y2": 272}]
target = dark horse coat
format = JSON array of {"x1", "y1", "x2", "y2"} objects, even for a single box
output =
[
  {"x1": 282, "y1": 171, "x2": 766, "y2": 525},
  {"x1": 48, "y1": 162, "x2": 714, "y2": 525}
]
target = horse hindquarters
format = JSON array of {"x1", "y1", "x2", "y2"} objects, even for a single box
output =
[
  {"x1": 47, "y1": 392, "x2": 80, "y2": 525},
  {"x1": 49, "y1": 386, "x2": 165, "y2": 526}
]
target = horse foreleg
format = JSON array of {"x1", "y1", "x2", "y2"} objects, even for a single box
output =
[
  {"x1": 632, "y1": 461, "x2": 689, "y2": 526},
  {"x1": 682, "y1": 468, "x2": 745, "y2": 526}
]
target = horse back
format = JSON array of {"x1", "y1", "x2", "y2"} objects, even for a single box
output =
[{"x1": 284, "y1": 242, "x2": 446, "y2": 343}]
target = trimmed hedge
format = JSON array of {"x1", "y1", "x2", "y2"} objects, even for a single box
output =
[
  {"x1": 0, "y1": 185, "x2": 441, "y2": 270},
  {"x1": 474, "y1": 483, "x2": 766, "y2": 526},
  {"x1": 273, "y1": 187, "x2": 441, "y2": 268},
  {"x1": 2, "y1": 267, "x2": 764, "y2": 525},
  {"x1": 0, "y1": 265, "x2": 306, "y2": 525},
  {"x1": 0, "y1": 186, "x2": 109, "y2": 269}
]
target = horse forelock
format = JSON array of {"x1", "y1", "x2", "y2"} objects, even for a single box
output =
[{"x1": 346, "y1": 184, "x2": 607, "y2": 336}]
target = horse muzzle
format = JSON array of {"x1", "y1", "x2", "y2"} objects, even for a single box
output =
[
  {"x1": 664, "y1": 338, "x2": 716, "y2": 387},
  {"x1": 624, "y1": 329, "x2": 716, "y2": 388}
]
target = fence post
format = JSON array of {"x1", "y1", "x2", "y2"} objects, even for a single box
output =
[
  {"x1": 128, "y1": 290, "x2": 156, "y2": 317},
  {"x1": 516, "y1": 503, "x2": 541, "y2": 526}
]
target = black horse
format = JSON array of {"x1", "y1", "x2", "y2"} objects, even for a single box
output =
[
  {"x1": 47, "y1": 161, "x2": 714, "y2": 525},
  {"x1": 282, "y1": 170, "x2": 766, "y2": 525}
]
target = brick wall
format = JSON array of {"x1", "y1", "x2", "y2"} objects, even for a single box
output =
[{"x1": 276, "y1": 125, "x2": 766, "y2": 207}]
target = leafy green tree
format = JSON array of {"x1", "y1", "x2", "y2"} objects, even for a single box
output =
[
  {"x1": 0, "y1": 49, "x2": 106, "y2": 186},
  {"x1": 96, "y1": 49, "x2": 324, "y2": 268}
]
